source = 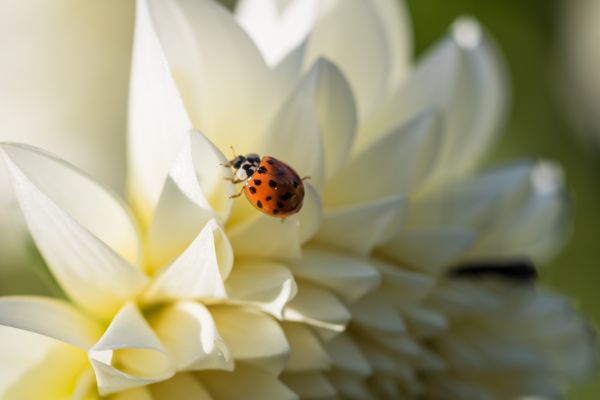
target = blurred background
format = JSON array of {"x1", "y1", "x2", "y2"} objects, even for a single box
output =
[{"x1": 1, "y1": 0, "x2": 599, "y2": 398}]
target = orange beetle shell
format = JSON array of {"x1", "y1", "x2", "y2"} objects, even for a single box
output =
[{"x1": 243, "y1": 156, "x2": 305, "y2": 217}]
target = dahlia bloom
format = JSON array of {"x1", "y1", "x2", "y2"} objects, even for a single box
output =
[{"x1": 0, "y1": 0, "x2": 594, "y2": 399}]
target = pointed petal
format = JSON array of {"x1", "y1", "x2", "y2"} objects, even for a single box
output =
[
  {"x1": 281, "y1": 372, "x2": 336, "y2": 399},
  {"x1": 110, "y1": 387, "x2": 153, "y2": 400},
  {"x1": 283, "y1": 282, "x2": 350, "y2": 333},
  {"x1": 299, "y1": 182, "x2": 323, "y2": 243},
  {"x1": 225, "y1": 260, "x2": 297, "y2": 319},
  {"x1": 290, "y1": 246, "x2": 380, "y2": 303},
  {"x1": 199, "y1": 363, "x2": 298, "y2": 400},
  {"x1": 235, "y1": 0, "x2": 318, "y2": 66},
  {"x1": 377, "y1": 228, "x2": 475, "y2": 274},
  {"x1": 315, "y1": 195, "x2": 407, "y2": 256},
  {"x1": 128, "y1": 0, "x2": 193, "y2": 223},
  {"x1": 350, "y1": 292, "x2": 407, "y2": 335},
  {"x1": 325, "y1": 332, "x2": 371, "y2": 377},
  {"x1": 373, "y1": 259, "x2": 435, "y2": 304},
  {"x1": 89, "y1": 303, "x2": 175, "y2": 395},
  {"x1": 150, "y1": 373, "x2": 213, "y2": 400},
  {"x1": 325, "y1": 109, "x2": 442, "y2": 206},
  {"x1": 146, "y1": 0, "x2": 274, "y2": 152},
  {"x1": 143, "y1": 220, "x2": 232, "y2": 303},
  {"x1": 211, "y1": 306, "x2": 289, "y2": 375},
  {"x1": 305, "y1": 0, "x2": 390, "y2": 119},
  {"x1": 149, "y1": 302, "x2": 232, "y2": 372},
  {"x1": 359, "y1": 18, "x2": 508, "y2": 179},
  {"x1": 1, "y1": 144, "x2": 147, "y2": 318},
  {"x1": 282, "y1": 322, "x2": 331, "y2": 372}
]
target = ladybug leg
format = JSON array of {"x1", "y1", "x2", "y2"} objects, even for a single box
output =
[
  {"x1": 224, "y1": 177, "x2": 245, "y2": 184},
  {"x1": 301, "y1": 176, "x2": 311, "y2": 181},
  {"x1": 229, "y1": 186, "x2": 245, "y2": 199}
]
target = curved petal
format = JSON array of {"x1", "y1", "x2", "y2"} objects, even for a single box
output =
[
  {"x1": 128, "y1": 0, "x2": 193, "y2": 223},
  {"x1": 143, "y1": 220, "x2": 232, "y2": 303},
  {"x1": 325, "y1": 109, "x2": 442, "y2": 206},
  {"x1": 305, "y1": 0, "x2": 390, "y2": 119},
  {"x1": 282, "y1": 322, "x2": 331, "y2": 372},
  {"x1": 109, "y1": 387, "x2": 153, "y2": 400},
  {"x1": 359, "y1": 18, "x2": 508, "y2": 180},
  {"x1": 350, "y1": 292, "x2": 407, "y2": 335},
  {"x1": 150, "y1": 373, "x2": 213, "y2": 400},
  {"x1": 199, "y1": 363, "x2": 298, "y2": 400},
  {"x1": 376, "y1": 227, "x2": 475, "y2": 274},
  {"x1": 235, "y1": 0, "x2": 318, "y2": 67},
  {"x1": 0, "y1": 297, "x2": 101, "y2": 349},
  {"x1": 1, "y1": 144, "x2": 147, "y2": 318},
  {"x1": 324, "y1": 332, "x2": 371, "y2": 377},
  {"x1": 299, "y1": 182, "x2": 323, "y2": 243},
  {"x1": 149, "y1": 302, "x2": 232, "y2": 372},
  {"x1": 281, "y1": 372, "x2": 336, "y2": 399},
  {"x1": 225, "y1": 260, "x2": 297, "y2": 319},
  {"x1": 290, "y1": 246, "x2": 380, "y2": 303},
  {"x1": 146, "y1": 0, "x2": 274, "y2": 153},
  {"x1": 315, "y1": 195, "x2": 407, "y2": 256},
  {"x1": 373, "y1": 259, "x2": 435, "y2": 304},
  {"x1": 211, "y1": 306, "x2": 289, "y2": 375},
  {"x1": 283, "y1": 282, "x2": 350, "y2": 333},
  {"x1": 89, "y1": 303, "x2": 175, "y2": 396}
]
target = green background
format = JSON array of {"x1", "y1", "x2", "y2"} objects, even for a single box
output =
[{"x1": 403, "y1": 0, "x2": 600, "y2": 398}]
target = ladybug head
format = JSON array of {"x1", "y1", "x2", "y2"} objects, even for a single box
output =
[{"x1": 230, "y1": 155, "x2": 246, "y2": 169}]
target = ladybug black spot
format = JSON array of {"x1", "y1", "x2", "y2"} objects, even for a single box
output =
[
  {"x1": 266, "y1": 196, "x2": 272, "y2": 201},
  {"x1": 273, "y1": 209, "x2": 280, "y2": 215},
  {"x1": 281, "y1": 192, "x2": 293, "y2": 201},
  {"x1": 258, "y1": 166, "x2": 267, "y2": 174},
  {"x1": 266, "y1": 159, "x2": 275, "y2": 165},
  {"x1": 249, "y1": 186, "x2": 257, "y2": 194},
  {"x1": 257, "y1": 200, "x2": 263, "y2": 209},
  {"x1": 277, "y1": 201, "x2": 284, "y2": 208},
  {"x1": 292, "y1": 180, "x2": 299, "y2": 188},
  {"x1": 269, "y1": 180, "x2": 277, "y2": 188},
  {"x1": 254, "y1": 179, "x2": 262, "y2": 186}
]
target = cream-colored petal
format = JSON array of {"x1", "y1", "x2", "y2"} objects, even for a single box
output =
[
  {"x1": 325, "y1": 332, "x2": 371, "y2": 377},
  {"x1": 1, "y1": 144, "x2": 147, "y2": 318},
  {"x1": 225, "y1": 260, "x2": 297, "y2": 319},
  {"x1": 315, "y1": 195, "x2": 407, "y2": 256},
  {"x1": 199, "y1": 363, "x2": 298, "y2": 400},
  {"x1": 0, "y1": 330, "x2": 89, "y2": 400},
  {"x1": 109, "y1": 387, "x2": 153, "y2": 400},
  {"x1": 350, "y1": 292, "x2": 406, "y2": 336},
  {"x1": 151, "y1": 373, "x2": 212, "y2": 400},
  {"x1": 89, "y1": 303, "x2": 175, "y2": 395},
  {"x1": 282, "y1": 322, "x2": 331, "y2": 373},
  {"x1": 305, "y1": 0, "x2": 390, "y2": 119},
  {"x1": 149, "y1": 302, "x2": 232, "y2": 372},
  {"x1": 128, "y1": 0, "x2": 193, "y2": 224},
  {"x1": 146, "y1": 0, "x2": 274, "y2": 153},
  {"x1": 376, "y1": 227, "x2": 475, "y2": 274},
  {"x1": 299, "y1": 182, "x2": 323, "y2": 243},
  {"x1": 143, "y1": 220, "x2": 232, "y2": 303},
  {"x1": 235, "y1": 0, "x2": 318, "y2": 66},
  {"x1": 283, "y1": 282, "x2": 350, "y2": 333},
  {"x1": 327, "y1": 369, "x2": 373, "y2": 399},
  {"x1": 399, "y1": 303, "x2": 448, "y2": 338},
  {"x1": 325, "y1": 109, "x2": 442, "y2": 207},
  {"x1": 290, "y1": 246, "x2": 380, "y2": 303},
  {"x1": 0, "y1": 297, "x2": 102, "y2": 349},
  {"x1": 281, "y1": 372, "x2": 336, "y2": 399},
  {"x1": 211, "y1": 306, "x2": 289, "y2": 375},
  {"x1": 359, "y1": 18, "x2": 507, "y2": 180}
]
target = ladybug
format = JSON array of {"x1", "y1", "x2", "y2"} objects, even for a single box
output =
[{"x1": 224, "y1": 151, "x2": 306, "y2": 218}]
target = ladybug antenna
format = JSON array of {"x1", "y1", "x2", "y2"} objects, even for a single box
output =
[{"x1": 229, "y1": 145, "x2": 237, "y2": 158}]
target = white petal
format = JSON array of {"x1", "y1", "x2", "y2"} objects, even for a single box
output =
[
  {"x1": 373, "y1": 259, "x2": 435, "y2": 303},
  {"x1": 299, "y1": 182, "x2": 323, "y2": 243},
  {"x1": 281, "y1": 372, "x2": 336, "y2": 399},
  {"x1": 327, "y1": 370, "x2": 373, "y2": 399},
  {"x1": 146, "y1": 0, "x2": 274, "y2": 153},
  {"x1": 149, "y1": 302, "x2": 232, "y2": 372},
  {"x1": 211, "y1": 306, "x2": 289, "y2": 375},
  {"x1": 128, "y1": 0, "x2": 193, "y2": 223},
  {"x1": 315, "y1": 195, "x2": 407, "y2": 256},
  {"x1": 324, "y1": 332, "x2": 371, "y2": 377},
  {"x1": 150, "y1": 373, "x2": 213, "y2": 400},
  {"x1": 1, "y1": 143, "x2": 147, "y2": 318},
  {"x1": 199, "y1": 363, "x2": 298, "y2": 400},
  {"x1": 399, "y1": 303, "x2": 448, "y2": 338},
  {"x1": 350, "y1": 292, "x2": 407, "y2": 335},
  {"x1": 282, "y1": 322, "x2": 331, "y2": 372},
  {"x1": 325, "y1": 109, "x2": 442, "y2": 206},
  {"x1": 0, "y1": 297, "x2": 102, "y2": 349},
  {"x1": 376, "y1": 228, "x2": 475, "y2": 274},
  {"x1": 143, "y1": 220, "x2": 232, "y2": 303},
  {"x1": 290, "y1": 246, "x2": 380, "y2": 303},
  {"x1": 359, "y1": 18, "x2": 508, "y2": 178},
  {"x1": 110, "y1": 387, "x2": 153, "y2": 400},
  {"x1": 305, "y1": 0, "x2": 390, "y2": 119},
  {"x1": 89, "y1": 303, "x2": 174, "y2": 395},
  {"x1": 225, "y1": 260, "x2": 297, "y2": 319},
  {"x1": 283, "y1": 282, "x2": 350, "y2": 333},
  {"x1": 235, "y1": 0, "x2": 318, "y2": 66}
]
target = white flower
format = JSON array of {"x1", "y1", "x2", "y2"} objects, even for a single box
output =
[{"x1": 0, "y1": 0, "x2": 595, "y2": 399}]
